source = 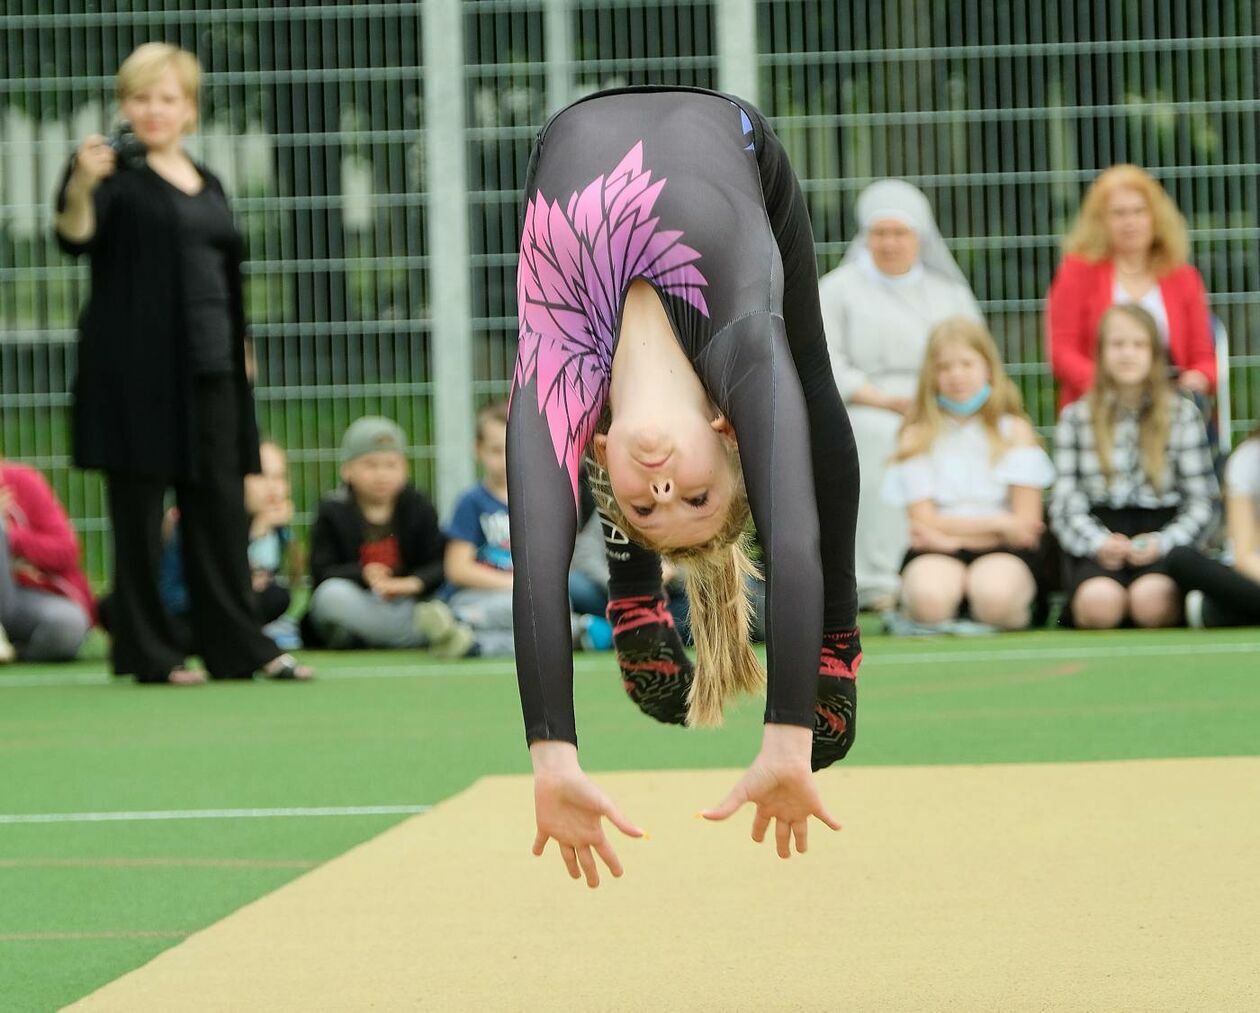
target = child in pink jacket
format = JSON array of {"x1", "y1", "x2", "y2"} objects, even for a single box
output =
[{"x1": 0, "y1": 461, "x2": 94, "y2": 662}]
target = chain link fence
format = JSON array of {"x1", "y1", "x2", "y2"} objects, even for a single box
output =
[{"x1": 2, "y1": 0, "x2": 1257, "y2": 584}]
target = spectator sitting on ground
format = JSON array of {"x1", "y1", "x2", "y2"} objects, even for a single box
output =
[
  {"x1": 302, "y1": 417, "x2": 472, "y2": 655},
  {"x1": 1049, "y1": 305, "x2": 1219, "y2": 630},
  {"x1": 1167, "y1": 424, "x2": 1260, "y2": 627},
  {"x1": 243, "y1": 440, "x2": 302, "y2": 648},
  {"x1": 443, "y1": 400, "x2": 610, "y2": 657},
  {"x1": 882, "y1": 317, "x2": 1057, "y2": 630},
  {"x1": 818, "y1": 178, "x2": 984, "y2": 612},
  {"x1": 1046, "y1": 163, "x2": 1216, "y2": 410},
  {"x1": 0, "y1": 456, "x2": 95, "y2": 663}
]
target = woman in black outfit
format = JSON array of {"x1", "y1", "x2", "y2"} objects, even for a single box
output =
[{"x1": 54, "y1": 43, "x2": 310, "y2": 684}]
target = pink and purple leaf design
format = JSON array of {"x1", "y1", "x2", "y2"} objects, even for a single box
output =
[{"x1": 514, "y1": 141, "x2": 710, "y2": 501}]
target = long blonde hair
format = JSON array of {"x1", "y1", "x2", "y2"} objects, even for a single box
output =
[
  {"x1": 587, "y1": 452, "x2": 763, "y2": 729},
  {"x1": 1088, "y1": 304, "x2": 1173, "y2": 490},
  {"x1": 893, "y1": 316, "x2": 1030, "y2": 463},
  {"x1": 1064, "y1": 164, "x2": 1189, "y2": 277}
]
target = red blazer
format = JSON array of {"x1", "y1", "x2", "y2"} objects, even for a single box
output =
[
  {"x1": 1045, "y1": 254, "x2": 1216, "y2": 408},
  {"x1": 0, "y1": 463, "x2": 96, "y2": 623}
]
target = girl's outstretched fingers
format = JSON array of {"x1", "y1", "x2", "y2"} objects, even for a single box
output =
[
  {"x1": 699, "y1": 785, "x2": 748, "y2": 822},
  {"x1": 532, "y1": 829, "x2": 548, "y2": 857},
  {"x1": 815, "y1": 802, "x2": 843, "y2": 832},
  {"x1": 602, "y1": 800, "x2": 645, "y2": 839},
  {"x1": 793, "y1": 819, "x2": 809, "y2": 854},
  {"x1": 775, "y1": 819, "x2": 792, "y2": 859}
]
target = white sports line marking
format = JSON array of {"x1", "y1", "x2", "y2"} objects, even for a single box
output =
[
  {"x1": 0, "y1": 804, "x2": 431, "y2": 826},
  {"x1": 2, "y1": 640, "x2": 1256, "y2": 690}
]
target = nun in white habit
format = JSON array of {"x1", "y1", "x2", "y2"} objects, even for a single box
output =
[{"x1": 819, "y1": 179, "x2": 982, "y2": 610}]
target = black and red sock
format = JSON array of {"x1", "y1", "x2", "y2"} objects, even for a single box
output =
[
  {"x1": 813, "y1": 628, "x2": 861, "y2": 771},
  {"x1": 607, "y1": 595, "x2": 692, "y2": 726}
]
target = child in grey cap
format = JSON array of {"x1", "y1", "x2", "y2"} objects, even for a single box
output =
[{"x1": 301, "y1": 416, "x2": 474, "y2": 656}]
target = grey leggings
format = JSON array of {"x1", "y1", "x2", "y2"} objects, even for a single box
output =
[{"x1": 0, "y1": 536, "x2": 91, "y2": 661}]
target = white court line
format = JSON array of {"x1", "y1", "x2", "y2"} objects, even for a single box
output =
[
  {"x1": 0, "y1": 804, "x2": 432, "y2": 826},
  {"x1": 0, "y1": 640, "x2": 1255, "y2": 691}
]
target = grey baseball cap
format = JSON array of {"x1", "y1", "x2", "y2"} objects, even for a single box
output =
[{"x1": 340, "y1": 416, "x2": 408, "y2": 464}]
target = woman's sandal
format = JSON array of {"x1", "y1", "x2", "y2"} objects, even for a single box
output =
[{"x1": 259, "y1": 654, "x2": 314, "y2": 681}]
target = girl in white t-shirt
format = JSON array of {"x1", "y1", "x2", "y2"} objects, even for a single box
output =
[
  {"x1": 1166, "y1": 428, "x2": 1260, "y2": 626},
  {"x1": 883, "y1": 317, "x2": 1056, "y2": 629}
]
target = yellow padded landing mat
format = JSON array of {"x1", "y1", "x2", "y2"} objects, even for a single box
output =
[{"x1": 73, "y1": 758, "x2": 1260, "y2": 1011}]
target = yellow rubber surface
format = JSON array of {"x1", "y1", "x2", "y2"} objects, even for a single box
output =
[{"x1": 72, "y1": 758, "x2": 1260, "y2": 1011}]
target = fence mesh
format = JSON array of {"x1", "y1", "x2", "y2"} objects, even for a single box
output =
[{"x1": 1, "y1": 0, "x2": 1256, "y2": 583}]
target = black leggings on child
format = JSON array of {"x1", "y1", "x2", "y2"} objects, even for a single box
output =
[{"x1": 1165, "y1": 546, "x2": 1260, "y2": 627}]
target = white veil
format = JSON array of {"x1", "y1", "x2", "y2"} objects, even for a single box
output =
[{"x1": 840, "y1": 179, "x2": 970, "y2": 289}]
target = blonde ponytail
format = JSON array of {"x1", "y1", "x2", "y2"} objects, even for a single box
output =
[{"x1": 678, "y1": 532, "x2": 765, "y2": 727}]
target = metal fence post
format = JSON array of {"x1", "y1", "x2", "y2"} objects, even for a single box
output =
[
  {"x1": 423, "y1": 0, "x2": 475, "y2": 517},
  {"x1": 716, "y1": 0, "x2": 758, "y2": 105},
  {"x1": 544, "y1": 0, "x2": 573, "y2": 114}
]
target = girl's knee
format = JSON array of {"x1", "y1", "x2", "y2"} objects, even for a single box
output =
[
  {"x1": 1129, "y1": 576, "x2": 1181, "y2": 628},
  {"x1": 27, "y1": 610, "x2": 91, "y2": 661},
  {"x1": 966, "y1": 558, "x2": 1035, "y2": 629},
  {"x1": 1072, "y1": 579, "x2": 1126, "y2": 629},
  {"x1": 901, "y1": 571, "x2": 964, "y2": 624}
]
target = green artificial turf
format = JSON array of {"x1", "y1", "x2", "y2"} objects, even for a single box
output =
[{"x1": 1, "y1": 626, "x2": 1257, "y2": 1009}]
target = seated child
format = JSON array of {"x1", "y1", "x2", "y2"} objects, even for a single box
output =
[
  {"x1": 0, "y1": 457, "x2": 95, "y2": 662},
  {"x1": 302, "y1": 417, "x2": 473, "y2": 655},
  {"x1": 1167, "y1": 424, "x2": 1260, "y2": 626},
  {"x1": 1049, "y1": 305, "x2": 1219, "y2": 628},
  {"x1": 444, "y1": 401, "x2": 609, "y2": 656},
  {"x1": 883, "y1": 317, "x2": 1056, "y2": 630}
]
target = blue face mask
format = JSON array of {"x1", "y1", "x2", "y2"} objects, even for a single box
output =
[{"x1": 936, "y1": 383, "x2": 992, "y2": 416}]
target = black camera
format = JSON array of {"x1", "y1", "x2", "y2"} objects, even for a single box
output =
[{"x1": 107, "y1": 121, "x2": 148, "y2": 170}]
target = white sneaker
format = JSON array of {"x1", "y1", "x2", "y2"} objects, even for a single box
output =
[
  {"x1": 1184, "y1": 590, "x2": 1205, "y2": 629},
  {"x1": 0, "y1": 623, "x2": 15, "y2": 664}
]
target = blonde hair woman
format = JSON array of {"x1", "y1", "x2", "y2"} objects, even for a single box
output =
[
  {"x1": 1049, "y1": 305, "x2": 1219, "y2": 629},
  {"x1": 509, "y1": 87, "x2": 862, "y2": 887},
  {"x1": 883, "y1": 318, "x2": 1055, "y2": 630},
  {"x1": 1046, "y1": 164, "x2": 1216, "y2": 408},
  {"x1": 54, "y1": 43, "x2": 310, "y2": 684}
]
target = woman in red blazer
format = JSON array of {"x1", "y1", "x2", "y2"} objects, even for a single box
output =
[{"x1": 1046, "y1": 164, "x2": 1215, "y2": 409}]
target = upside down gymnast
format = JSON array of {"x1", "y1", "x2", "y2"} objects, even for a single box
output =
[{"x1": 508, "y1": 86, "x2": 863, "y2": 887}]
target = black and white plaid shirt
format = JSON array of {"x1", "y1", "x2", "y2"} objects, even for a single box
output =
[{"x1": 1049, "y1": 393, "x2": 1219, "y2": 558}]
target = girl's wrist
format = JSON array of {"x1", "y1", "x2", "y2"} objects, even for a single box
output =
[
  {"x1": 760, "y1": 723, "x2": 812, "y2": 762},
  {"x1": 530, "y1": 740, "x2": 580, "y2": 774}
]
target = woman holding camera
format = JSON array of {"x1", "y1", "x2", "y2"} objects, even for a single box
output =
[{"x1": 54, "y1": 42, "x2": 309, "y2": 684}]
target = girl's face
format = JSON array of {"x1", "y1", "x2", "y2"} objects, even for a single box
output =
[
  {"x1": 120, "y1": 67, "x2": 196, "y2": 151},
  {"x1": 1100, "y1": 314, "x2": 1155, "y2": 388},
  {"x1": 866, "y1": 218, "x2": 921, "y2": 276},
  {"x1": 934, "y1": 340, "x2": 990, "y2": 406},
  {"x1": 1104, "y1": 186, "x2": 1155, "y2": 258},
  {"x1": 476, "y1": 419, "x2": 508, "y2": 488},
  {"x1": 596, "y1": 409, "x2": 737, "y2": 550}
]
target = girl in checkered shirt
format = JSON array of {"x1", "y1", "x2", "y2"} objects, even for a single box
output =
[
  {"x1": 882, "y1": 318, "x2": 1056, "y2": 629},
  {"x1": 1049, "y1": 304, "x2": 1219, "y2": 628}
]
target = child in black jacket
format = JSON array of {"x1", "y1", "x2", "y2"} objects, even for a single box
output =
[{"x1": 302, "y1": 417, "x2": 473, "y2": 655}]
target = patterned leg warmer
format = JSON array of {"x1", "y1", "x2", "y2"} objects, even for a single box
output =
[
  {"x1": 607, "y1": 594, "x2": 693, "y2": 726},
  {"x1": 813, "y1": 628, "x2": 861, "y2": 771}
]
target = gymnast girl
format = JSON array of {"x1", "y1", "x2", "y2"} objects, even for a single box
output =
[{"x1": 508, "y1": 86, "x2": 863, "y2": 887}]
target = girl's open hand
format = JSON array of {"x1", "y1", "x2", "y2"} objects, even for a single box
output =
[
  {"x1": 530, "y1": 741, "x2": 643, "y2": 888},
  {"x1": 701, "y1": 724, "x2": 841, "y2": 857}
]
